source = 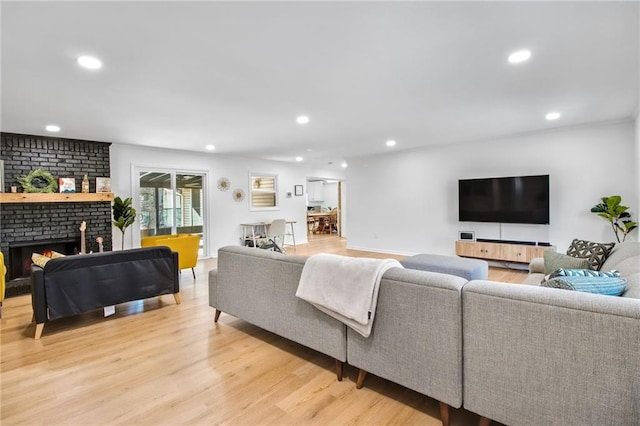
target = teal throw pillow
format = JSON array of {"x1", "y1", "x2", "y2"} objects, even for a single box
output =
[
  {"x1": 541, "y1": 276, "x2": 627, "y2": 296},
  {"x1": 543, "y1": 251, "x2": 590, "y2": 275},
  {"x1": 544, "y1": 268, "x2": 620, "y2": 281}
]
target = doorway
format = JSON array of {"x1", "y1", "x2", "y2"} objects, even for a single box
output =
[
  {"x1": 137, "y1": 169, "x2": 207, "y2": 255},
  {"x1": 306, "y1": 178, "x2": 344, "y2": 238}
]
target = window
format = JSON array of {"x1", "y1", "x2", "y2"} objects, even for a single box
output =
[
  {"x1": 250, "y1": 173, "x2": 278, "y2": 210},
  {"x1": 138, "y1": 169, "x2": 206, "y2": 255}
]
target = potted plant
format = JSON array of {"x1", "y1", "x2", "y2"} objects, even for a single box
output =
[
  {"x1": 590, "y1": 195, "x2": 637, "y2": 242},
  {"x1": 112, "y1": 196, "x2": 137, "y2": 250}
]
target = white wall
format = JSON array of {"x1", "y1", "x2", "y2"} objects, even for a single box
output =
[
  {"x1": 110, "y1": 144, "x2": 345, "y2": 254},
  {"x1": 321, "y1": 182, "x2": 340, "y2": 210},
  {"x1": 346, "y1": 120, "x2": 638, "y2": 255},
  {"x1": 636, "y1": 111, "x2": 640, "y2": 217}
]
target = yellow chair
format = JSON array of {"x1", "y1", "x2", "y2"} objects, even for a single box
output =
[
  {"x1": 141, "y1": 234, "x2": 201, "y2": 278},
  {"x1": 1, "y1": 252, "x2": 6, "y2": 318}
]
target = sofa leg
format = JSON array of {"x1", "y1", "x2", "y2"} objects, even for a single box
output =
[
  {"x1": 34, "y1": 323, "x2": 44, "y2": 340},
  {"x1": 335, "y1": 359, "x2": 344, "y2": 381},
  {"x1": 173, "y1": 293, "x2": 182, "y2": 304},
  {"x1": 439, "y1": 401, "x2": 450, "y2": 426},
  {"x1": 356, "y1": 369, "x2": 367, "y2": 389},
  {"x1": 214, "y1": 309, "x2": 222, "y2": 323},
  {"x1": 191, "y1": 268, "x2": 195, "y2": 279},
  {"x1": 479, "y1": 416, "x2": 492, "y2": 426}
]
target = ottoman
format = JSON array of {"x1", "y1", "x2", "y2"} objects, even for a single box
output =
[{"x1": 401, "y1": 254, "x2": 488, "y2": 280}]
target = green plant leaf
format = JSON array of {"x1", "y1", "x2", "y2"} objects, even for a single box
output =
[
  {"x1": 623, "y1": 221, "x2": 638, "y2": 231},
  {"x1": 591, "y1": 195, "x2": 637, "y2": 241},
  {"x1": 597, "y1": 212, "x2": 613, "y2": 222},
  {"x1": 605, "y1": 195, "x2": 622, "y2": 208},
  {"x1": 112, "y1": 196, "x2": 137, "y2": 233}
]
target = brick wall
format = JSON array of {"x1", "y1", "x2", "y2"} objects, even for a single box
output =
[{"x1": 1, "y1": 133, "x2": 113, "y2": 275}]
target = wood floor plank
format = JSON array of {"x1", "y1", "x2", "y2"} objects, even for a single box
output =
[{"x1": 1, "y1": 235, "x2": 520, "y2": 425}]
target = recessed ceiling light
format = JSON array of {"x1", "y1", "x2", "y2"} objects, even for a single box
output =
[
  {"x1": 295, "y1": 156, "x2": 303, "y2": 162},
  {"x1": 77, "y1": 55, "x2": 103, "y2": 70},
  {"x1": 45, "y1": 124, "x2": 60, "y2": 132},
  {"x1": 341, "y1": 162, "x2": 348, "y2": 168},
  {"x1": 508, "y1": 50, "x2": 531, "y2": 64},
  {"x1": 545, "y1": 112, "x2": 561, "y2": 120},
  {"x1": 205, "y1": 144, "x2": 215, "y2": 151},
  {"x1": 296, "y1": 115, "x2": 310, "y2": 124},
  {"x1": 386, "y1": 140, "x2": 396, "y2": 147}
]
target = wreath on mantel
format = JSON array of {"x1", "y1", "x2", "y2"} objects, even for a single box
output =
[{"x1": 17, "y1": 169, "x2": 58, "y2": 193}]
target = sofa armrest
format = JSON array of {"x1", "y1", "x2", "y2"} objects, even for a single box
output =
[
  {"x1": 528, "y1": 256, "x2": 545, "y2": 274},
  {"x1": 30, "y1": 265, "x2": 47, "y2": 324},
  {"x1": 463, "y1": 280, "x2": 640, "y2": 425},
  {"x1": 208, "y1": 268, "x2": 218, "y2": 308}
]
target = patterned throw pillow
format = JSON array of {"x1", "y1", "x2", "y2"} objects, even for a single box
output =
[
  {"x1": 566, "y1": 239, "x2": 615, "y2": 271},
  {"x1": 543, "y1": 251, "x2": 590, "y2": 275},
  {"x1": 541, "y1": 276, "x2": 627, "y2": 296},
  {"x1": 31, "y1": 251, "x2": 65, "y2": 268},
  {"x1": 541, "y1": 268, "x2": 620, "y2": 283}
]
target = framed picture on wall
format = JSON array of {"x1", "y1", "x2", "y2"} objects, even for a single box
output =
[
  {"x1": 294, "y1": 185, "x2": 303, "y2": 196},
  {"x1": 96, "y1": 177, "x2": 112, "y2": 193},
  {"x1": 59, "y1": 177, "x2": 76, "y2": 193}
]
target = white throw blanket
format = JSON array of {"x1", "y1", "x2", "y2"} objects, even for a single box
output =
[{"x1": 295, "y1": 253, "x2": 403, "y2": 337}]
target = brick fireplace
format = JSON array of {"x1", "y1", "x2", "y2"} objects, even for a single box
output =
[
  {"x1": 1, "y1": 133, "x2": 113, "y2": 296},
  {"x1": 8, "y1": 238, "x2": 81, "y2": 280}
]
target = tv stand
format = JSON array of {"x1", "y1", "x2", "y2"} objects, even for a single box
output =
[{"x1": 455, "y1": 240, "x2": 555, "y2": 264}]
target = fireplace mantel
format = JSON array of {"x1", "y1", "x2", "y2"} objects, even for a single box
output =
[{"x1": 0, "y1": 193, "x2": 114, "y2": 203}]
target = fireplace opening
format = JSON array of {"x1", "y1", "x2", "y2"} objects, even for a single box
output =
[{"x1": 9, "y1": 238, "x2": 80, "y2": 280}]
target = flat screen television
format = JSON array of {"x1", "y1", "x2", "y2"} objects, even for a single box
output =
[{"x1": 458, "y1": 175, "x2": 549, "y2": 224}]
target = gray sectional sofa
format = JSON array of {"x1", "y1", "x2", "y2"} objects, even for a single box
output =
[
  {"x1": 466, "y1": 241, "x2": 640, "y2": 426},
  {"x1": 209, "y1": 243, "x2": 640, "y2": 426},
  {"x1": 209, "y1": 246, "x2": 348, "y2": 380}
]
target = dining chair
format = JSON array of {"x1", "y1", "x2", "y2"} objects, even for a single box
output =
[{"x1": 263, "y1": 219, "x2": 286, "y2": 253}]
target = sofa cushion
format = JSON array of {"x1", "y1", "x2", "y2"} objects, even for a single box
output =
[
  {"x1": 566, "y1": 239, "x2": 615, "y2": 270},
  {"x1": 601, "y1": 242, "x2": 640, "y2": 271},
  {"x1": 543, "y1": 251, "x2": 590, "y2": 275},
  {"x1": 401, "y1": 254, "x2": 487, "y2": 280},
  {"x1": 621, "y1": 273, "x2": 640, "y2": 299},
  {"x1": 602, "y1": 255, "x2": 640, "y2": 279},
  {"x1": 540, "y1": 276, "x2": 627, "y2": 296}
]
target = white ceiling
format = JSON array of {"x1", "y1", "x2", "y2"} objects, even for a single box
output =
[{"x1": 2, "y1": 1, "x2": 638, "y2": 166}]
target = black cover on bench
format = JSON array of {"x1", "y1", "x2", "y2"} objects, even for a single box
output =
[{"x1": 31, "y1": 247, "x2": 179, "y2": 322}]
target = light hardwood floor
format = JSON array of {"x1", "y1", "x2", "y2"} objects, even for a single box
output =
[{"x1": 1, "y1": 235, "x2": 525, "y2": 425}]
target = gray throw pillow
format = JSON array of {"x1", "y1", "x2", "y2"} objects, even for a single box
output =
[
  {"x1": 566, "y1": 239, "x2": 615, "y2": 271},
  {"x1": 543, "y1": 251, "x2": 590, "y2": 275}
]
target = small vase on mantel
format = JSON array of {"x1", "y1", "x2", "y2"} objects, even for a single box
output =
[{"x1": 81, "y1": 174, "x2": 90, "y2": 193}]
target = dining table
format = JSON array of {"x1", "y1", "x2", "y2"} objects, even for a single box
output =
[
  {"x1": 240, "y1": 220, "x2": 297, "y2": 248},
  {"x1": 306, "y1": 212, "x2": 333, "y2": 234}
]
